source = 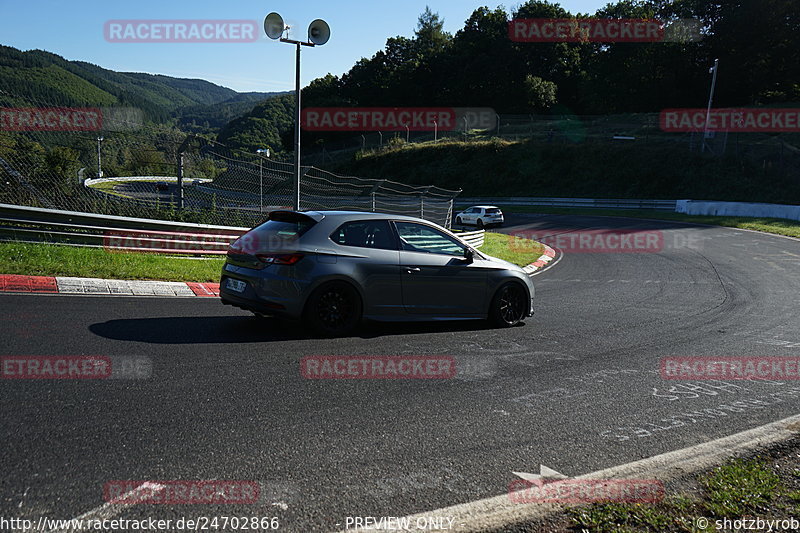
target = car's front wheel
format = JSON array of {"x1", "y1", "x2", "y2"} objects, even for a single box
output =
[
  {"x1": 488, "y1": 282, "x2": 527, "y2": 327},
  {"x1": 477, "y1": 218, "x2": 484, "y2": 229},
  {"x1": 305, "y1": 281, "x2": 362, "y2": 337}
]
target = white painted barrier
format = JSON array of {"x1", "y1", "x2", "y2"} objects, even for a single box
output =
[{"x1": 676, "y1": 200, "x2": 800, "y2": 221}]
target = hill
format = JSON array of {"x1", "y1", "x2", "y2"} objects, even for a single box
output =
[{"x1": 0, "y1": 45, "x2": 283, "y2": 127}]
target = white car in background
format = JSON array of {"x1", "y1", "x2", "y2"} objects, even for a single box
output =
[{"x1": 455, "y1": 206, "x2": 504, "y2": 228}]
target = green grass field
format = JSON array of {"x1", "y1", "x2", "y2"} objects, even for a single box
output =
[
  {"x1": 0, "y1": 242, "x2": 225, "y2": 282},
  {"x1": 0, "y1": 232, "x2": 544, "y2": 281}
]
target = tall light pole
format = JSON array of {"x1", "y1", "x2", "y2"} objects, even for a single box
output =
[
  {"x1": 96, "y1": 136, "x2": 104, "y2": 178},
  {"x1": 256, "y1": 148, "x2": 270, "y2": 213},
  {"x1": 702, "y1": 58, "x2": 719, "y2": 153},
  {"x1": 264, "y1": 12, "x2": 330, "y2": 212}
]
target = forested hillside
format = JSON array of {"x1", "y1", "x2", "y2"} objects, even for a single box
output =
[{"x1": 0, "y1": 45, "x2": 282, "y2": 127}]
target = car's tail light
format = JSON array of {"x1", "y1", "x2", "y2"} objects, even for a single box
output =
[{"x1": 255, "y1": 253, "x2": 305, "y2": 265}]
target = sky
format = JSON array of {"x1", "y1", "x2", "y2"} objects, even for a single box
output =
[{"x1": 0, "y1": 0, "x2": 608, "y2": 93}]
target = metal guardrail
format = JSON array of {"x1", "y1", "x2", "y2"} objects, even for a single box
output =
[
  {"x1": 0, "y1": 203, "x2": 248, "y2": 255},
  {"x1": 453, "y1": 229, "x2": 485, "y2": 248},
  {"x1": 456, "y1": 197, "x2": 677, "y2": 210},
  {"x1": 0, "y1": 203, "x2": 486, "y2": 253}
]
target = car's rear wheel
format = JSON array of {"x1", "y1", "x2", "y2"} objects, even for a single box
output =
[
  {"x1": 456, "y1": 216, "x2": 462, "y2": 225},
  {"x1": 489, "y1": 282, "x2": 527, "y2": 327},
  {"x1": 305, "y1": 281, "x2": 362, "y2": 337},
  {"x1": 477, "y1": 218, "x2": 484, "y2": 229}
]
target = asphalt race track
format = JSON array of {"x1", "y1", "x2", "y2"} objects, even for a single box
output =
[{"x1": 2, "y1": 214, "x2": 800, "y2": 531}]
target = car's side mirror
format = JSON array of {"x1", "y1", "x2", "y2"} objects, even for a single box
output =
[{"x1": 464, "y1": 248, "x2": 474, "y2": 264}]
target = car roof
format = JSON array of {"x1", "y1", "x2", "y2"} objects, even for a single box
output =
[
  {"x1": 466, "y1": 205, "x2": 501, "y2": 209},
  {"x1": 281, "y1": 210, "x2": 443, "y2": 224}
]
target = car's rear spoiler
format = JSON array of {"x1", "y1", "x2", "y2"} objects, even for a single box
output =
[{"x1": 268, "y1": 210, "x2": 325, "y2": 223}]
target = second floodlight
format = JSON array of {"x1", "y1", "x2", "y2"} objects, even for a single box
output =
[{"x1": 308, "y1": 19, "x2": 330, "y2": 45}]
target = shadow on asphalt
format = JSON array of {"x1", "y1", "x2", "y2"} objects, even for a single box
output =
[{"x1": 88, "y1": 316, "x2": 510, "y2": 344}]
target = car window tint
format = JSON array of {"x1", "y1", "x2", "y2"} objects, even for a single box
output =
[
  {"x1": 395, "y1": 222, "x2": 465, "y2": 256},
  {"x1": 331, "y1": 220, "x2": 396, "y2": 250},
  {"x1": 486, "y1": 208, "x2": 501, "y2": 214},
  {"x1": 239, "y1": 218, "x2": 315, "y2": 253}
]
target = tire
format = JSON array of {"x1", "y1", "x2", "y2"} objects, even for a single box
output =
[
  {"x1": 456, "y1": 216, "x2": 462, "y2": 225},
  {"x1": 304, "y1": 281, "x2": 362, "y2": 337},
  {"x1": 477, "y1": 219, "x2": 484, "y2": 229},
  {"x1": 488, "y1": 283, "x2": 527, "y2": 328}
]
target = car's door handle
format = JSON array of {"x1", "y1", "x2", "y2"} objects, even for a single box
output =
[{"x1": 405, "y1": 267, "x2": 421, "y2": 273}]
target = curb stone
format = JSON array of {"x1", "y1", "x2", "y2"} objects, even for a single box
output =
[{"x1": 0, "y1": 274, "x2": 219, "y2": 297}]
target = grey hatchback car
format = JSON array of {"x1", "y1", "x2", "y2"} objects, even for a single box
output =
[{"x1": 220, "y1": 210, "x2": 534, "y2": 336}]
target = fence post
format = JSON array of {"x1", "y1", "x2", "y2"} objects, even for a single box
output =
[
  {"x1": 420, "y1": 196, "x2": 424, "y2": 219},
  {"x1": 177, "y1": 151, "x2": 185, "y2": 209},
  {"x1": 372, "y1": 192, "x2": 376, "y2": 212},
  {"x1": 447, "y1": 198, "x2": 454, "y2": 229}
]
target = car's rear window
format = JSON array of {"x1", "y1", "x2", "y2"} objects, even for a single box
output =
[
  {"x1": 486, "y1": 208, "x2": 501, "y2": 214},
  {"x1": 234, "y1": 213, "x2": 316, "y2": 254}
]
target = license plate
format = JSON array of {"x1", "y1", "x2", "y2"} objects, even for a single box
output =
[{"x1": 225, "y1": 278, "x2": 246, "y2": 293}]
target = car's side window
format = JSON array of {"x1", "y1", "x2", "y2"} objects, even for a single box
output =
[
  {"x1": 394, "y1": 222, "x2": 465, "y2": 256},
  {"x1": 330, "y1": 220, "x2": 397, "y2": 250}
]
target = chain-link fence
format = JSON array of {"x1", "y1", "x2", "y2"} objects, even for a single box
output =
[{"x1": 0, "y1": 90, "x2": 461, "y2": 229}]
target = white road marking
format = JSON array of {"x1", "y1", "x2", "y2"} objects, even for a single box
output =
[
  {"x1": 43, "y1": 482, "x2": 165, "y2": 533},
  {"x1": 512, "y1": 465, "x2": 569, "y2": 484}
]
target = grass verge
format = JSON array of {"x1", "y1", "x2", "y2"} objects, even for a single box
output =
[
  {"x1": 0, "y1": 234, "x2": 545, "y2": 281},
  {"x1": 500, "y1": 206, "x2": 800, "y2": 239},
  {"x1": 479, "y1": 231, "x2": 545, "y2": 267},
  {"x1": 0, "y1": 242, "x2": 224, "y2": 282},
  {"x1": 566, "y1": 456, "x2": 798, "y2": 532}
]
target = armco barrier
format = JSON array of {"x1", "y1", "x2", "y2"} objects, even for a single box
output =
[
  {"x1": 0, "y1": 203, "x2": 486, "y2": 253},
  {"x1": 457, "y1": 197, "x2": 677, "y2": 210},
  {"x1": 0, "y1": 203, "x2": 248, "y2": 254},
  {"x1": 676, "y1": 200, "x2": 800, "y2": 221}
]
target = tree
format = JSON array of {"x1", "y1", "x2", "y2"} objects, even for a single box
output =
[{"x1": 524, "y1": 75, "x2": 558, "y2": 111}]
